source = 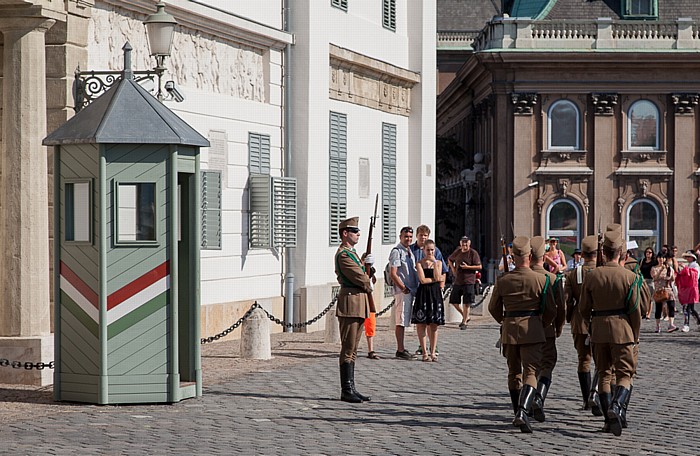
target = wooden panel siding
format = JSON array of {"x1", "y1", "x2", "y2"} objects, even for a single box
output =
[
  {"x1": 107, "y1": 392, "x2": 169, "y2": 404},
  {"x1": 60, "y1": 332, "x2": 99, "y2": 374}
]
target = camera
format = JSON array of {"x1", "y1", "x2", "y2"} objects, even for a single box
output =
[{"x1": 164, "y1": 80, "x2": 185, "y2": 102}]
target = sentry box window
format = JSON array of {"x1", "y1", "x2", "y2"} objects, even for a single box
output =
[
  {"x1": 65, "y1": 180, "x2": 92, "y2": 243},
  {"x1": 115, "y1": 182, "x2": 157, "y2": 244}
]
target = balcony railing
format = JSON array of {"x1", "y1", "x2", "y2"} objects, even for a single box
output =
[
  {"x1": 437, "y1": 30, "x2": 480, "y2": 50},
  {"x1": 472, "y1": 17, "x2": 699, "y2": 52}
]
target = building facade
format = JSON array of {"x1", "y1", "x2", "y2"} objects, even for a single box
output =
[
  {"x1": 0, "y1": 0, "x2": 436, "y2": 384},
  {"x1": 437, "y1": 0, "x2": 700, "y2": 275}
]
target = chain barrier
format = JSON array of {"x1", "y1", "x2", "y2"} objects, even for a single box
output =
[
  {"x1": 375, "y1": 297, "x2": 396, "y2": 317},
  {"x1": 259, "y1": 298, "x2": 337, "y2": 330},
  {"x1": 0, "y1": 358, "x2": 54, "y2": 370},
  {"x1": 200, "y1": 302, "x2": 262, "y2": 344}
]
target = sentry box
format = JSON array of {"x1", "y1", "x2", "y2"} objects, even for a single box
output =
[{"x1": 44, "y1": 70, "x2": 210, "y2": 404}]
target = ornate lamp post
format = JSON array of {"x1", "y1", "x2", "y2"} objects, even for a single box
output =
[{"x1": 74, "y1": 2, "x2": 180, "y2": 111}]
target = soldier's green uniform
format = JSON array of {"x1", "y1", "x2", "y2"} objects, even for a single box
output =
[{"x1": 488, "y1": 236, "x2": 556, "y2": 433}]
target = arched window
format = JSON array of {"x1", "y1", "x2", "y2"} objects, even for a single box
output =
[
  {"x1": 628, "y1": 100, "x2": 659, "y2": 150},
  {"x1": 626, "y1": 199, "x2": 661, "y2": 253},
  {"x1": 546, "y1": 199, "x2": 581, "y2": 256},
  {"x1": 548, "y1": 100, "x2": 579, "y2": 150}
]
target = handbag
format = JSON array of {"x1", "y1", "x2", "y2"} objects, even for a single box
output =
[{"x1": 652, "y1": 287, "x2": 670, "y2": 304}]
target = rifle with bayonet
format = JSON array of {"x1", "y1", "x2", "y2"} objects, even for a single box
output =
[
  {"x1": 596, "y1": 217, "x2": 604, "y2": 267},
  {"x1": 364, "y1": 194, "x2": 379, "y2": 313}
]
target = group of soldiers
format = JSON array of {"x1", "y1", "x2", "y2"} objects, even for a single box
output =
[{"x1": 488, "y1": 223, "x2": 647, "y2": 436}]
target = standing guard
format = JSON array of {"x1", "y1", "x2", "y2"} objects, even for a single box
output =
[
  {"x1": 564, "y1": 235, "x2": 599, "y2": 411},
  {"x1": 528, "y1": 236, "x2": 565, "y2": 423},
  {"x1": 579, "y1": 231, "x2": 643, "y2": 436},
  {"x1": 488, "y1": 236, "x2": 556, "y2": 433},
  {"x1": 334, "y1": 217, "x2": 375, "y2": 403}
]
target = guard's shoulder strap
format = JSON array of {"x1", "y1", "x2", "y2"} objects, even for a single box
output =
[
  {"x1": 540, "y1": 274, "x2": 551, "y2": 314},
  {"x1": 576, "y1": 265, "x2": 583, "y2": 285}
]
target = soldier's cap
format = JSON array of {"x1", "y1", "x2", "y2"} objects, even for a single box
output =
[
  {"x1": 460, "y1": 236, "x2": 470, "y2": 242},
  {"x1": 581, "y1": 235, "x2": 598, "y2": 254},
  {"x1": 683, "y1": 250, "x2": 697, "y2": 261},
  {"x1": 606, "y1": 223, "x2": 622, "y2": 233},
  {"x1": 603, "y1": 230, "x2": 624, "y2": 249},
  {"x1": 529, "y1": 236, "x2": 546, "y2": 259},
  {"x1": 511, "y1": 236, "x2": 531, "y2": 256},
  {"x1": 339, "y1": 217, "x2": 360, "y2": 231}
]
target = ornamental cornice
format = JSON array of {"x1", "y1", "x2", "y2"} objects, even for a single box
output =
[
  {"x1": 672, "y1": 93, "x2": 699, "y2": 114},
  {"x1": 591, "y1": 93, "x2": 618, "y2": 115},
  {"x1": 511, "y1": 93, "x2": 538, "y2": 115}
]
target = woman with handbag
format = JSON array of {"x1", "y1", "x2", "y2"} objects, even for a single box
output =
[{"x1": 651, "y1": 254, "x2": 679, "y2": 333}]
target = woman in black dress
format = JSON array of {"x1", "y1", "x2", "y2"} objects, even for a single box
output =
[
  {"x1": 639, "y1": 247, "x2": 655, "y2": 319},
  {"x1": 412, "y1": 240, "x2": 445, "y2": 362}
]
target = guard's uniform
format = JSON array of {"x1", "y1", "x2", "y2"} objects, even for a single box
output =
[
  {"x1": 564, "y1": 235, "x2": 598, "y2": 408},
  {"x1": 488, "y1": 236, "x2": 556, "y2": 433},
  {"x1": 578, "y1": 230, "x2": 643, "y2": 436}
]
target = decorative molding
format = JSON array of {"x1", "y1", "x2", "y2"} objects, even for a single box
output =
[
  {"x1": 617, "y1": 196, "x2": 626, "y2": 214},
  {"x1": 511, "y1": 93, "x2": 538, "y2": 115},
  {"x1": 541, "y1": 149, "x2": 587, "y2": 165},
  {"x1": 537, "y1": 197, "x2": 545, "y2": 215},
  {"x1": 559, "y1": 178, "x2": 569, "y2": 197},
  {"x1": 638, "y1": 178, "x2": 649, "y2": 197},
  {"x1": 672, "y1": 93, "x2": 699, "y2": 114},
  {"x1": 329, "y1": 44, "x2": 420, "y2": 117},
  {"x1": 591, "y1": 93, "x2": 618, "y2": 115}
]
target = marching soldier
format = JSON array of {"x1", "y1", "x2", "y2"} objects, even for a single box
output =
[
  {"x1": 488, "y1": 236, "x2": 556, "y2": 433},
  {"x1": 334, "y1": 217, "x2": 375, "y2": 403},
  {"x1": 528, "y1": 236, "x2": 565, "y2": 423},
  {"x1": 564, "y1": 235, "x2": 599, "y2": 412},
  {"x1": 579, "y1": 230, "x2": 643, "y2": 436}
]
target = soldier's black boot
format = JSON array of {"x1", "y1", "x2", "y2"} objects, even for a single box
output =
[
  {"x1": 531, "y1": 377, "x2": 550, "y2": 423},
  {"x1": 599, "y1": 391, "x2": 612, "y2": 433},
  {"x1": 578, "y1": 372, "x2": 591, "y2": 410},
  {"x1": 608, "y1": 385, "x2": 630, "y2": 437},
  {"x1": 588, "y1": 370, "x2": 603, "y2": 417},
  {"x1": 509, "y1": 389, "x2": 520, "y2": 413},
  {"x1": 513, "y1": 385, "x2": 536, "y2": 433},
  {"x1": 620, "y1": 384, "x2": 632, "y2": 428},
  {"x1": 348, "y1": 362, "x2": 371, "y2": 402},
  {"x1": 340, "y1": 363, "x2": 362, "y2": 403}
]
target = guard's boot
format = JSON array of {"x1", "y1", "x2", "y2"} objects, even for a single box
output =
[
  {"x1": 339, "y1": 363, "x2": 362, "y2": 403},
  {"x1": 531, "y1": 377, "x2": 550, "y2": 423},
  {"x1": 348, "y1": 362, "x2": 371, "y2": 402},
  {"x1": 599, "y1": 391, "x2": 612, "y2": 433},
  {"x1": 578, "y1": 372, "x2": 591, "y2": 410},
  {"x1": 509, "y1": 389, "x2": 520, "y2": 413},
  {"x1": 588, "y1": 370, "x2": 603, "y2": 416},
  {"x1": 620, "y1": 384, "x2": 632, "y2": 429},
  {"x1": 607, "y1": 386, "x2": 630, "y2": 437},
  {"x1": 513, "y1": 385, "x2": 537, "y2": 433}
]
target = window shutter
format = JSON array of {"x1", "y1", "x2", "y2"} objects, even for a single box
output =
[
  {"x1": 272, "y1": 176, "x2": 297, "y2": 248},
  {"x1": 249, "y1": 174, "x2": 272, "y2": 248},
  {"x1": 382, "y1": 0, "x2": 396, "y2": 31},
  {"x1": 249, "y1": 132, "x2": 271, "y2": 175},
  {"x1": 382, "y1": 123, "x2": 397, "y2": 244},
  {"x1": 201, "y1": 170, "x2": 222, "y2": 250},
  {"x1": 329, "y1": 112, "x2": 348, "y2": 244},
  {"x1": 331, "y1": 0, "x2": 348, "y2": 11}
]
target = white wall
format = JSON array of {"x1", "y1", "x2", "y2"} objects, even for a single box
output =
[{"x1": 185, "y1": 0, "x2": 283, "y2": 29}]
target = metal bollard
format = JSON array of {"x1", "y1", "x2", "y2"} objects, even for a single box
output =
[
  {"x1": 324, "y1": 307, "x2": 341, "y2": 344},
  {"x1": 240, "y1": 307, "x2": 272, "y2": 360}
]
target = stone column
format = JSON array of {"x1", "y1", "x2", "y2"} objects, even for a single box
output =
[{"x1": 0, "y1": 15, "x2": 56, "y2": 385}]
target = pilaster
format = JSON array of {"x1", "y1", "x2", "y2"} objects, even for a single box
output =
[
  {"x1": 672, "y1": 94, "x2": 697, "y2": 249},
  {"x1": 511, "y1": 93, "x2": 537, "y2": 236},
  {"x1": 591, "y1": 93, "x2": 618, "y2": 232}
]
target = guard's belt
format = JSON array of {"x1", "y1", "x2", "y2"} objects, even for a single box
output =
[
  {"x1": 591, "y1": 309, "x2": 627, "y2": 317},
  {"x1": 504, "y1": 310, "x2": 540, "y2": 317},
  {"x1": 340, "y1": 285, "x2": 362, "y2": 290}
]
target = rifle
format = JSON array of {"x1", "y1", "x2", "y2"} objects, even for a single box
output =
[
  {"x1": 499, "y1": 219, "x2": 509, "y2": 275},
  {"x1": 364, "y1": 194, "x2": 379, "y2": 313},
  {"x1": 596, "y1": 216, "x2": 604, "y2": 267}
]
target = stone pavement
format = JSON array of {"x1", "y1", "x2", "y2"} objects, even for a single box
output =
[{"x1": 1, "y1": 312, "x2": 699, "y2": 455}]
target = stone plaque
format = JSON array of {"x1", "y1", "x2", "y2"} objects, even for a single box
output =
[
  {"x1": 359, "y1": 157, "x2": 370, "y2": 198},
  {"x1": 208, "y1": 130, "x2": 229, "y2": 187}
]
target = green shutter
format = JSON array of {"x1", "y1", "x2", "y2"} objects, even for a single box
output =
[
  {"x1": 249, "y1": 174, "x2": 272, "y2": 249},
  {"x1": 383, "y1": 0, "x2": 396, "y2": 31},
  {"x1": 329, "y1": 111, "x2": 347, "y2": 244},
  {"x1": 272, "y1": 176, "x2": 297, "y2": 248},
  {"x1": 201, "y1": 170, "x2": 222, "y2": 250},
  {"x1": 249, "y1": 132, "x2": 271, "y2": 175},
  {"x1": 382, "y1": 123, "x2": 397, "y2": 244}
]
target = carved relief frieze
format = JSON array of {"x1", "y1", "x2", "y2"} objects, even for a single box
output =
[
  {"x1": 617, "y1": 175, "x2": 670, "y2": 215},
  {"x1": 591, "y1": 93, "x2": 618, "y2": 115},
  {"x1": 88, "y1": 5, "x2": 266, "y2": 101},
  {"x1": 511, "y1": 93, "x2": 538, "y2": 115},
  {"x1": 328, "y1": 45, "x2": 419, "y2": 117},
  {"x1": 672, "y1": 93, "x2": 699, "y2": 115}
]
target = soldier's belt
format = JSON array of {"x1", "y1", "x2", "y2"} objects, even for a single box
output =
[
  {"x1": 340, "y1": 285, "x2": 363, "y2": 290},
  {"x1": 591, "y1": 309, "x2": 626, "y2": 317},
  {"x1": 504, "y1": 310, "x2": 540, "y2": 317}
]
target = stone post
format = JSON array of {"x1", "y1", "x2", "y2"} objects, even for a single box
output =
[
  {"x1": 240, "y1": 307, "x2": 271, "y2": 360},
  {"x1": 0, "y1": 15, "x2": 56, "y2": 386},
  {"x1": 324, "y1": 307, "x2": 341, "y2": 343}
]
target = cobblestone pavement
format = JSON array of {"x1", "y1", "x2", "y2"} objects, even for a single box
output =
[{"x1": 1, "y1": 311, "x2": 699, "y2": 455}]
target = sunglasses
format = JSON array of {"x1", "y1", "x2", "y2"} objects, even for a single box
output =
[
  {"x1": 400, "y1": 226, "x2": 413, "y2": 234},
  {"x1": 346, "y1": 227, "x2": 360, "y2": 234}
]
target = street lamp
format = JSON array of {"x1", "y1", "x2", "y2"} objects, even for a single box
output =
[{"x1": 74, "y1": 2, "x2": 181, "y2": 111}]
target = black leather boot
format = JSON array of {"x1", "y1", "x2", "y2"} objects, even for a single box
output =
[
  {"x1": 578, "y1": 372, "x2": 591, "y2": 410},
  {"x1": 608, "y1": 385, "x2": 630, "y2": 437},
  {"x1": 340, "y1": 363, "x2": 362, "y2": 403},
  {"x1": 599, "y1": 391, "x2": 612, "y2": 433},
  {"x1": 531, "y1": 377, "x2": 550, "y2": 423},
  {"x1": 588, "y1": 370, "x2": 603, "y2": 416},
  {"x1": 621, "y1": 384, "x2": 632, "y2": 428},
  {"x1": 509, "y1": 389, "x2": 520, "y2": 414},
  {"x1": 349, "y1": 362, "x2": 371, "y2": 402},
  {"x1": 513, "y1": 385, "x2": 536, "y2": 433}
]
